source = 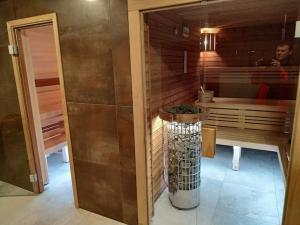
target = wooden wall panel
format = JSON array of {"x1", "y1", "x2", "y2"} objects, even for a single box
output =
[{"x1": 147, "y1": 11, "x2": 201, "y2": 201}]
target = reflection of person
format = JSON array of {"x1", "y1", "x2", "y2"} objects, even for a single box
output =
[
  {"x1": 271, "y1": 42, "x2": 293, "y2": 67},
  {"x1": 257, "y1": 41, "x2": 294, "y2": 99}
]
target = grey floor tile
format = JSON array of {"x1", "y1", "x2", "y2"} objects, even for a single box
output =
[
  {"x1": 201, "y1": 158, "x2": 230, "y2": 182},
  {"x1": 216, "y1": 182, "x2": 279, "y2": 224},
  {"x1": 152, "y1": 190, "x2": 197, "y2": 225},
  {"x1": 272, "y1": 157, "x2": 285, "y2": 222},
  {"x1": 202, "y1": 145, "x2": 237, "y2": 171},
  {"x1": 196, "y1": 178, "x2": 222, "y2": 224},
  {"x1": 212, "y1": 209, "x2": 279, "y2": 225},
  {"x1": 224, "y1": 166, "x2": 276, "y2": 193},
  {"x1": 152, "y1": 146, "x2": 284, "y2": 225},
  {"x1": 240, "y1": 149, "x2": 276, "y2": 172},
  {"x1": 223, "y1": 149, "x2": 277, "y2": 193},
  {"x1": 0, "y1": 181, "x2": 33, "y2": 197},
  {"x1": 199, "y1": 177, "x2": 223, "y2": 208},
  {"x1": 197, "y1": 204, "x2": 214, "y2": 225}
]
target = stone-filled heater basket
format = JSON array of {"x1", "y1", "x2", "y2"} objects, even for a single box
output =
[{"x1": 159, "y1": 105, "x2": 208, "y2": 210}]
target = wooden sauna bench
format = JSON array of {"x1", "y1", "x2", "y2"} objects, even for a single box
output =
[
  {"x1": 37, "y1": 81, "x2": 68, "y2": 160},
  {"x1": 41, "y1": 109, "x2": 66, "y2": 154},
  {"x1": 195, "y1": 98, "x2": 295, "y2": 178}
]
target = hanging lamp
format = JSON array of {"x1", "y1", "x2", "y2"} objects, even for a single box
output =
[{"x1": 200, "y1": 28, "x2": 220, "y2": 52}]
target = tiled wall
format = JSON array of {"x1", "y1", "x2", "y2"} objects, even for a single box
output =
[{"x1": 0, "y1": 0, "x2": 137, "y2": 224}]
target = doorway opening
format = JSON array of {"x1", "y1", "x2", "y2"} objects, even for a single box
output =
[
  {"x1": 139, "y1": 1, "x2": 300, "y2": 225},
  {"x1": 7, "y1": 14, "x2": 77, "y2": 205}
]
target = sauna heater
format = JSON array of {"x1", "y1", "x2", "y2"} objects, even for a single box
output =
[{"x1": 166, "y1": 121, "x2": 202, "y2": 209}]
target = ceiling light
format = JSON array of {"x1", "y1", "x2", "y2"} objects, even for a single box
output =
[{"x1": 200, "y1": 28, "x2": 220, "y2": 52}]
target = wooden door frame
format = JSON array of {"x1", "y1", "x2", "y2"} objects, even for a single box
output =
[
  {"x1": 127, "y1": 0, "x2": 300, "y2": 225},
  {"x1": 7, "y1": 13, "x2": 78, "y2": 207}
]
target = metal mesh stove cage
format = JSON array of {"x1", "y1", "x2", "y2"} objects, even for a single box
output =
[
  {"x1": 167, "y1": 121, "x2": 202, "y2": 209},
  {"x1": 159, "y1": 106, "x2": 208, "y2": 210}
]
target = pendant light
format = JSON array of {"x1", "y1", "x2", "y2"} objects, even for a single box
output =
[{"x1": 200, "y1": 28, "x2": 220, "y2": 52}]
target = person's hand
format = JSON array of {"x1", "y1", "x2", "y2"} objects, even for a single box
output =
[{"x1": 271, "y1": 59, "x2": 281, "y2": 67}]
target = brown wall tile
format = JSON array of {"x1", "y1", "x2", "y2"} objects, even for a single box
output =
[
  {"x1": 111, "y1": 0, "x2": 133, "y2": 106},
  {"x1": 14, "y1": 0, "x2": 110, "y2": 33},
  {"x1": 67, "y1": 103, "x2": 120, "y2": 166},
  {"x1": 117, "y1": 106, "x2": 136, "y2": 173},
  {"x1": 117, "y1": 106, "x2": 138, "y2": 225},
  {"x1": 0, "y1": 114, "x2": 32, "y2": 191},
  {"x1": 0, "y1": 1, "x2": 14, "y2": 47},
  {"x1": 74, "y1": 159, "x2": 123, "y2": 221},
  {"x1": 60, "y1": 31, "x2": 115, "y2": 104},
  {"x1": 121, "y1": 170, "x2": 138, "y2": 225},
  {"x1": 112, "y1": 42, "x2": 133, "y2": 106}
]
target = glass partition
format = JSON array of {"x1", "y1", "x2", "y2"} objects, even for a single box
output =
[
  {"x1": 145, "y1": 1, "x2": 300, "y2": 225},
  {"x1": 0, "y1": 3, "x2": 33, "y2": 196}
]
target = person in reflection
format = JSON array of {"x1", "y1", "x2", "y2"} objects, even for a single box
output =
[
  {"x1": 257, "y1": 41, "x2": 295, "y2": 99},
  {"x1": 271, "y1": 41, "x2": 293, "y2": 67}
]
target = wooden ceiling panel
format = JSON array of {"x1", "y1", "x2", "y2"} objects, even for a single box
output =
[{"x1": 165, "y1": 0, "x2": 300, "y2": 28}]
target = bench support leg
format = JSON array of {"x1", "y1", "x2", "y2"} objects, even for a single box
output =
[
  {"x1": 232, "y1": 146, "x2": 242, "y2": 171},
  {"x1": 62, "y1": 146, "x2": 69, "y2": 163}
]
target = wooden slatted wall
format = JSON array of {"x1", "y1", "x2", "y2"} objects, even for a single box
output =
[
  {"x1": 25, "y1": 25, "x2": 66, "y2": 153},
  {"x1": 147, "y1": 12, "x2": 202, "y2": 201},
  {"x1": 203, "y1": 23, "x2": 299, "y2": 99}
]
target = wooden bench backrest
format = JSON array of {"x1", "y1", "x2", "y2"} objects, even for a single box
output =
[
  {"x1": 196, "y1": 98, "x2": 295, "y2": 133},
  {"x1": 204, "y1": 66, "x2": 299, "y2": 85}
]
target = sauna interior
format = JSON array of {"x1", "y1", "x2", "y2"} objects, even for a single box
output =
[
  {"x1": 144, "y1": 0, "x2": 300, "y2": 224},
  {"x1": 0, "y1": 23, "x2": 70, "y2": 196}
]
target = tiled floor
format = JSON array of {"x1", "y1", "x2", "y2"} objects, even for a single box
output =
[
  {"x1": 151, "y1": 145, "x2": 285, "y2": 225},
  {"x1": 0, "y1": 147, "x2": 285, "y2": 225},
  {"x1": 0, "y1": 181, "x2": 33, "y2": 197},
  {"x1": 0, "y1": 151, "x2": 125, "y2": 225}
]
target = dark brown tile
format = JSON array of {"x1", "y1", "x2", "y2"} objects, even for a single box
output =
[
  {"x1": 74, "y1": 159, "x2": 123, "y2": 221},
  {"x1": 0, "y1": 0, "x2": 14, "y2": 47},
  {"x1": 0, "y1": 47, "x2": 19, "y2": 100},
  {"x1": 122, "y1": 200, "x2": 138, "y2": 225},
  {"x1": 0, "y1": 23, "x2": 32, "y2": 191},
  {"x1": 0, "y1": 114, "x2": 32, "y2": 191},
  {"x1": 14, "y1": 0, "x2": 110, "y2": 34},
  {"x1": 121, "y1": 170, "x2": 138, "y2": 225},
  {"x1": 60, "y1": 30, "x2": 115, "y2": 104},
  {"x1": 117, "y1": 106, "x2": 135, "y2": 173},
  {"x1": 110, "y1": 0, "x2": 132, "y2": 106},
  {"x1": 57, "y1": 0, "x2": 110, "y2": 34},
  {"x1": 0, "y1": 97, "x2": 23, "y2": 127},
  {"x1": 67, "y1": 103, "x2": 120, "y2": 166},
  {"x1": 110, "y1": 0, "x2": 129, "y2": 45},
  {"x1": 112, "y1": 41, "x2": 133, "y2": 106}
]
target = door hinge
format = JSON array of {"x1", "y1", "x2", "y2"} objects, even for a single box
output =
[
  {"x1": 8, "y1": 44, "x2": 18, "y2": 55},
  {"x1": 29, "y1": 174, "x2": 38, "y2": 183}
]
